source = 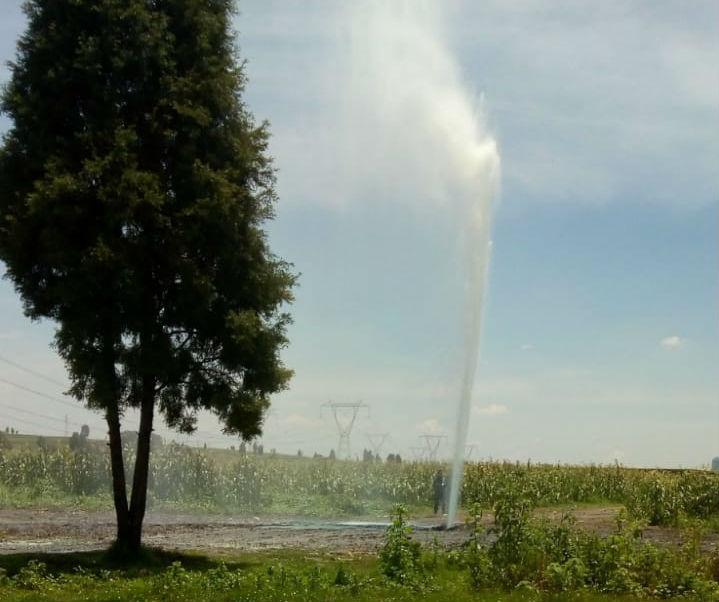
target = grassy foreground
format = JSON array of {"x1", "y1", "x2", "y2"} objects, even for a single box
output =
[
  {"x1": 0, "y1": 548, "x2": 678, "y2": 602},
  {"x1": 2, "y1": 501, "x2": 718, "y2": 602}
]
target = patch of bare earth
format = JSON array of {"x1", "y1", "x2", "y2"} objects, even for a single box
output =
[{"x1": 0, "y1": 506, "x2": 715, "y2": 555}]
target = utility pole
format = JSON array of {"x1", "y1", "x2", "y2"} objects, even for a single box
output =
[
  {"x1": 420, "y1": 434, "x2": 447, "y2": 462},
  {"x1": 64, "y1": 414, "x2": 68, "y2": 437},
  {"x1": 321, "y1": 401, "x2": 369, "y2": 460},
  {"x1": 366, "y1": 432, "x2": 389, "y2": 457}
]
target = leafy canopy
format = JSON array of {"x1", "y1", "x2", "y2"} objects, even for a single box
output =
[{"x1": 0, "y1": 0, "x2": 295, "y2": 438}]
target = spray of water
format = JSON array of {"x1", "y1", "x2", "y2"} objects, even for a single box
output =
[
  {"x1": 446, "y1": 185, "x2": 495, "y2": 527},
  {"x1": 343, "y1": 2, "x2": 500, "y2": 525}
]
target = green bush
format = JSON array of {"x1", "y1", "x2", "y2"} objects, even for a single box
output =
[
  {"x1": 461, "y1": 497, "x2": 719, "y2": 597},
  {"x1": 378, "y1": 505, "x2": 423, "y2": 585}
]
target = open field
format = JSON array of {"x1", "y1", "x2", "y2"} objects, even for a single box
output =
[
  {"x1": 2, "y1": 444, "x2": 718, "y2": 524},
  {"x1": 2, "y1": 446, "x2": 718, "y2": 599}
]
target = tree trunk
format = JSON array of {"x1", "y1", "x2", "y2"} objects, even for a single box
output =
[
  {"x1": 106, "y1": 401, "x2": 130, "y2": 546},
  {"x1": 126, "y1": 374, "x2": 156, "y2": 552},
  {"x1": 101, "y1": 334, "x2": 131, "y2": 550}
]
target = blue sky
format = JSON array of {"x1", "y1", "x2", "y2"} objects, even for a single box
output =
[{"x1": 1, "y1": 1, "x2": 717, "y2": 467}]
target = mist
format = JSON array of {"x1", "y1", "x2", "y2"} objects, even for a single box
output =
[{"x1": 335, "y1": 2, "x2": 501, "y2": 523}]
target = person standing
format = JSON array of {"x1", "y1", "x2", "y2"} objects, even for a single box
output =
[{"x1": 433, "y1": 469, "x2": 447, "y2": 514}]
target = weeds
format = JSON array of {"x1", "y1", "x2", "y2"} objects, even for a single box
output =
[
  {"x1": 460, "y1": 496, "x2": 719, "y2": 598},
  {"x1": 378, "y1": 505, "x2": 423, "y2": 585},
  {"x1": 1, "y1": 510, "x2": 718, "y2": 602}
]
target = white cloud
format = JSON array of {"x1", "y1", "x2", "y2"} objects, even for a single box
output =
[
  {"x1": 417, "y1": 418, "x2": 444, "y2": 434},
  {"x1": 520, "y1": 343, "x2": 533, "y2": 351},
  {"x1": 660, "y1": 336, "x2": 684, "y2": 350},
  {"x1": 239, "y1": 1, "x2": 717, "y2": 210},
  {"x1": 474, "y1": 403, "x2": 509, "y2": 416},
  {"x1": 281, "y1": 413, "x2": 323, "y2": 431}
]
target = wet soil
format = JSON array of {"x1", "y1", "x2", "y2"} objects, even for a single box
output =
[{"x1": 0, "y1": 506, "x2": 715, "y2": 555}]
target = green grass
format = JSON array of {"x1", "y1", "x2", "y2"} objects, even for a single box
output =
[
  {"x1": 1, "y1": 501, "x2": 717, "y2": 601},
  {"x1": 0, "y1": 548, "x2": 667, "y2": 602}
]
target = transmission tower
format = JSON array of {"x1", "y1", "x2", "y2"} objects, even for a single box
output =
[
  {"x1": 366, "y1": 432, "x2": 389, "y2": 457},
  {"x1": 321, "y1": 401, "x2": 369, "y2": 460},
  {"x1": 409, "y1": 446, "x2": 427, "y2": 462},
  {"x1": 420, "y1": 434, "x2": 447, "y2": 462},
  {"x1": 465, "y1": 444, "x2": 478, "y2": 460}
]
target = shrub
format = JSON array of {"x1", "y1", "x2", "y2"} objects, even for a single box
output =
[
  {"x1": 378, "y1": 505, "x2": 422, "y2": 585},
  {"x1": 462, "y1": 496, "x2": 719, "y2": 598}
]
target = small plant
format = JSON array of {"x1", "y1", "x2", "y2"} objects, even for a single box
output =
[
  {"x1": 424, "y1": 535, "x2": 443, "y2": 571},
  {"x1": 543, "y1": 557, "x2": 588, "y2": 591},
  {"x1": 378, "y1": 504, "x2": 422, "y2": 585},
  {"x1": 13, "y1": 560, "x2": 51, "y2": 590},
  {"x1": 154, "y1": 561, "x2": 195, "y2": 601},
  {"x1": 488, "y1": 489, "x2": 540, "y2": 586},
  {"x1": 464, "y1": 504, "x2": 492, "y2": 588}
]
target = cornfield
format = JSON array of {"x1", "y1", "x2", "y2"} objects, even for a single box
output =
[{"x1": 0, "y1": 445, "x2": 717, "y2": 525}]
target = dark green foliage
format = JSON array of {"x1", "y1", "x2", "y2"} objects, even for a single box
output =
[
  {"x1": 0, "y1": 0, "x2": 294, "y2": 548},
  {"x1": 0, "y1": 0, "x2": 294, "y2": 439}
]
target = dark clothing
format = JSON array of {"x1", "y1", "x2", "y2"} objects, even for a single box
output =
[{"x1": 432, "y1": 473, "x2": 447, "y2": 514}]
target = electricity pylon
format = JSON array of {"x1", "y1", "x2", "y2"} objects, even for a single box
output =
[
  {"x1": 321, "y1": 401, "x2": 368, "y2": 460},
  {"x1": 420, "y1": 434, "x2": 447, "y2": 462},
  {"x1": 366, "y1": 433, "x2": 389, "y2": 457},
  {"x1": 465, "y1": 444, "x2": 477, "y2": 459},
  {"x1": 410, "y1": 446, "x2": 427, "y2": 462}
]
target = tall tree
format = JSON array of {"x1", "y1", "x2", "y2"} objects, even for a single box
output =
[{"x1": 0, "y1": 0, "x2": 295, "y2": 552}]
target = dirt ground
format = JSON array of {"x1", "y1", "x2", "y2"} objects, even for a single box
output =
[{"x1": 0, "y1": 506, "x2": 716, "y2": 556}]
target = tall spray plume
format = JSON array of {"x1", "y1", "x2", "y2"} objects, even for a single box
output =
[{"x1": 343, "y1": 1, "x2": 500, "y2": 526}]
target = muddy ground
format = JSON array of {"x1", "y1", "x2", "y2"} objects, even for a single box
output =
[{"x1": 0, "y1": 506, "x2": 716, "y2": 556}]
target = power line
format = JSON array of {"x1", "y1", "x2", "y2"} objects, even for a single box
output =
[
  {"x1": 0, "y1": 401, "x2": 103, "y2": 431},
  {"x1": 0, "y1": 353, "x2": 68, "y2": 387},
  {"x1": 0, "y1": 375, "x2": 208, "y2": 436},
  {"x1": 0, "y1": 357, "x2": 255, "y2": 445},
  {"x1": 0, "y1": 376, "x2": 81, "y2": 410},
  {"x1": 0, "y1": 413, "x2": 67, "y2": 435},
  {"x1": 0, "y1": 401, "x2": 76, "y2": 426}
]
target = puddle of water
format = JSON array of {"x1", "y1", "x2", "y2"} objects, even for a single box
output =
[{"x1": 258, "y1": 520, "x2": 442, "y2": 532}]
